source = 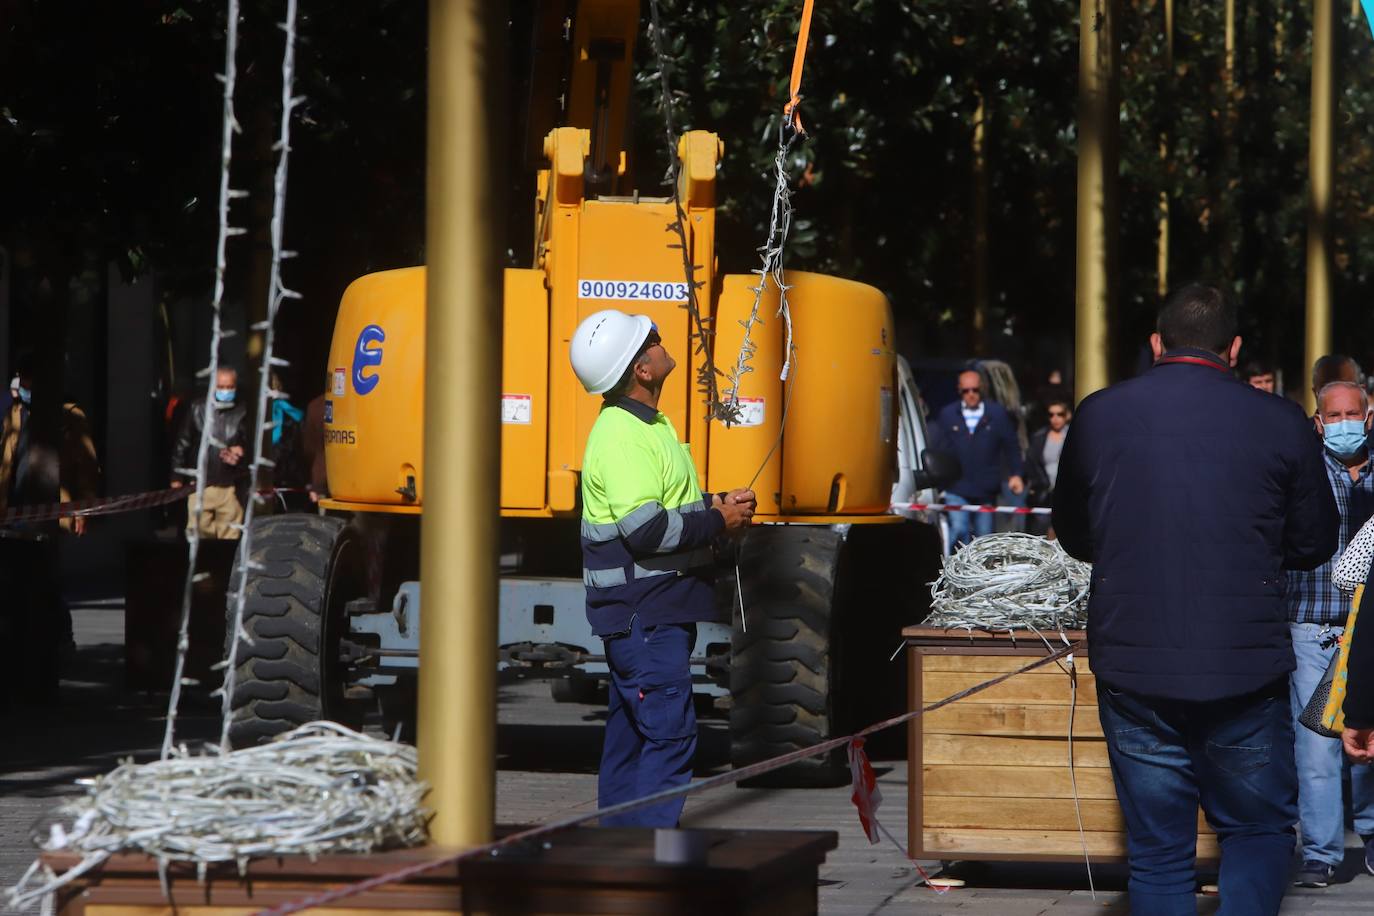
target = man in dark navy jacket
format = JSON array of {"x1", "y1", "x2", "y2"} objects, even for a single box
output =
[
  {"x1": 1053, "y1": 285, "x2": 1338, "y2": 915},
  {"x1": 931, "y1": 369, "x2": 1024, "y2": 546}
]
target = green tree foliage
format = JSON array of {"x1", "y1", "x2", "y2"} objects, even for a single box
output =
[
  {"x1": 3, "y1": 1, "x2": 1373, "y2": 394},
  {"x1": 635, "y1": 0, "x2": 1374, "y2": 382}
]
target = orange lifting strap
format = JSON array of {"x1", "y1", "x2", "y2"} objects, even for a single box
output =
[{"x1": 783, "y1": 0, "x2": 816, "y2": 134}]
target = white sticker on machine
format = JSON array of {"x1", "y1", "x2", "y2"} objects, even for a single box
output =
[
  {"x1": 332, "y1": 368, "x2": 346, "y2": 397},
  {"x1": 577, "y1": 279, "x2": 690, "y2": 302},
  {"x1": 879, "y1": 386, "x2": 893, "y2": 443},
  {"x1": 502, "y1": 393, "x2": 533, "y2": 425},
  {"x1": 733, "y1": 396, "x2": 766, "y2": 427}
]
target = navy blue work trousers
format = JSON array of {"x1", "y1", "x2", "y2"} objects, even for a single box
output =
[
  {"x1": 598, "y1": 615, "x2": 697, "y2": 827},
  {"x1": 1097, "y1": 677, "x2": 1297, "y2": 916}
]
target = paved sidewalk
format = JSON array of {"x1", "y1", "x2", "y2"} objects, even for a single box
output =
[{"x1": 3, "y1": 607, "x2": 1373, "y2": 914}]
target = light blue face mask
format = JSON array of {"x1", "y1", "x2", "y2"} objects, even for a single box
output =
[
  {"x1": 1323, "y1": 418, "x2": 1368, "y2": 458},
  {"x1": 213, "y1": 388, "x2": 237, "y2": 406},
  {"x1": 16, "y1": 387, "x2": 30, "y2": 406}
]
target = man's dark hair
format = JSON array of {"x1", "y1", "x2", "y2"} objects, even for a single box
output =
[
  {"x1": 1239, "y1": 359, "x2": 1273, "y2": 380},
  {"x1": 1156, "y1": 284, "x2": 1237, "y2": 354},
  {"x1": 1311, "y1": 354, "x2": 1361, "y2": 392}
]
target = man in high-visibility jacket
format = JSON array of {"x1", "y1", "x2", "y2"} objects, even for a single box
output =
[{"x1": 570, "y1": 309, "x2": 754, "y2": 827}]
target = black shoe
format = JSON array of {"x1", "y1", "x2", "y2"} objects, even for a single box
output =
[
  {"x1": 1364, "y1": 836, "x2": 1374, "y2": 878},
  {"x1": 1293, "y1": 860, "x2": 1336, "y2": 888}
]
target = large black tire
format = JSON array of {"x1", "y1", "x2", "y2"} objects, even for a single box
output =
[
  {"x1": 729, "y1": 526, "x2": 849, "y2": 787},
  {"x1": 225, "y1": 514, "x2": 366, "y2": 748},
  {"x1": 728, "y1": 521, "x2": 940, "y2": 786}
]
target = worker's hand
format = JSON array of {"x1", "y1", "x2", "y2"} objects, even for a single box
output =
[
  {"x1": 715, "y1": 498, "x2": 753, "y2": 532},
  {"x1": 72, "y1": 516, "x2": 86, "y2": 537},
  {"x1": 221, "y1": 445, "x2": 245, "y2": 466},
  {"x1": 170, "y1": 479, "x2": 184, "y2": 489},
  {"x1": 1008, "y1": 475, "x2": 1025, "y2": 496},
  {"x1": 724, "y1": 488, "x2": 757, "y2": 512},
  {"x1": 1344, "y1": 727, "x2": 1374, "y2": 764}
]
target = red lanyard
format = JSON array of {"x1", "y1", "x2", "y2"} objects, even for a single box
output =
[{"x1": 1155, "y1": 355, "x2": 1229, "y2": 373}]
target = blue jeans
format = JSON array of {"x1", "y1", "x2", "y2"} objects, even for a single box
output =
[
  {"x1": 944, "y1": 492, "x2": 995, "y2": 547},
  {"x1": 1097, "y1": 679, "x2": 1296, "y2": 916},
  {"x1": 1289, "y1": 622, "x2": 1374, "y2": 865},
  {"x1": 598, "y1": 616, "x2": 697, "y2": 827}
]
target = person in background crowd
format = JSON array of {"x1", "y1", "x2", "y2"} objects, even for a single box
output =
[
  {"x1": 1282, "y1": 379, "x2": 1374, "y2": 887},
  {"x1": 1025, "y1": 398, "x2": 1071, "y2": 536},
  {"x1": 1053, "y1": 284, "x2": 1337, "y2": 914},
  {"x1": 1311, "y1": 355, "x2": 1362, "y2": 413},
  {"x1": 1242, "y1": 358, "x2": 1277, "y2": 393},
  {"x1": 931, "y1": 369, "x2": 1024, "y2": 547},
  {"x1": 1026, "y1": 367, "x2": 1071, "y2": 435},
  {"x1": 302, "y1": 393, "x2": 328, "y2": 502},
  {"x1": 0, "y1": 362, "x2": 100, "y2": 705},
  {"x1": 171, "y1": 366, "x2": 248, "y2": 539},
  {"x1": 264, "y1": 371, "x2": 311, "y2": 512}
]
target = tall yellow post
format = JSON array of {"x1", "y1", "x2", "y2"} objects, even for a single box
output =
[
  {"x1": 418, "y1": 0, "x2": 504, "y2": 846},
  {"x1": 1157, "y1": 0, "x2": 1173, "y2": 300},
  {"x1": 971, "y1": 91, "x2": 989, "y2": 356},
  {"x1": 1305, "y1": 0, "x2": 1334, "y2": 415},
  {"x1": 1076, "y1": 0, "x2": 1118, "y2": 399}
]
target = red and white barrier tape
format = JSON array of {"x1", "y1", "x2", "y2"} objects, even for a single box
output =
[
  {"x1": 258, "y1": 641, "x2": 1081, "y2": 915},
  {"x1": 901, "y1": 501, "x2": 1052, "y2": 516},
  {"x1": 1, "y1": 488, "x2": 187, "y2": 525},
  {"x1": 1, "y1": 486, "x2": 310, "y2": 526}
]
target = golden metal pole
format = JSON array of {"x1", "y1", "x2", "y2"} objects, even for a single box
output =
[
  {"x1": 1076, "y1": 0, "x2": 1118, "y2": 399},
  {"x1": 1157, "y1": 0, "x2": 1173, "y2": 300},
  {"x1": 972, "y1": 90, "x2": 988, "y2": 356},
  {"x1": 418, "y1": 0, "x2": 504, "y2": 847},
  {"x1": 1305, "y1": 0, "x2": 1334, "y2": 416}
]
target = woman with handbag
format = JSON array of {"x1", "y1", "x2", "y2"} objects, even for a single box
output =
[{"x1": 1333, "y1": 518, "x2": 1374, "y2": 767}]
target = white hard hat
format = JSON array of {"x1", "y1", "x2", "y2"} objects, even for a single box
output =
[{"x1": 569, "y1": 310, "x2": 654, "y2": 395}]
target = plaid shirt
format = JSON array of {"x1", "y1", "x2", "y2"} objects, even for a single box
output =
[{"x1": 1284, "y1": 448, "x2": 1374, "y2": 624}]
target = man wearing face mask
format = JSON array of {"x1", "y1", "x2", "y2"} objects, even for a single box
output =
[
  {"x1": 1282, "y1": 377, "x2": 1374, "y2": 888},
  {"x1": 171, "y1": 366, "x2": 249, "y2": 539}
]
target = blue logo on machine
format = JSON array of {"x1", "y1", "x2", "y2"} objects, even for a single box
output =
[
  {"x1": 323, "y1": 400, "x2": 334, "y2": 423},
  {"x1": 352, "y1": 325, "x2": 385, "y2": 395}
]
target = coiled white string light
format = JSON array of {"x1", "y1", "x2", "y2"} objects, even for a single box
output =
[
  {"x1": 8, "y1": 724, "x2": 429, "y2": 911},
  {"x1": 927, "y1": 533, "x2": 1092, "y2": 632}
]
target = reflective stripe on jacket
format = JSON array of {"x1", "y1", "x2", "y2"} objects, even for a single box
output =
[{"x1": 580, "y1": 396, "x2": 724, "y2": 635}]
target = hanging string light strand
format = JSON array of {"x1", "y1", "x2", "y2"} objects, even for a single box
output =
[{"x1": 161, "y1": 0, "x2": 243, "y2": 762}]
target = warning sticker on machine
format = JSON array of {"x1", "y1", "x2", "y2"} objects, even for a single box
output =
[
  {"x1": 879, "y1": 386, "x2": 894, "y2": 443},
  {"x1": 502, "y1": 394, "x2": 532, "y2": 425},
  {"x1": 332, "y1": 368, "x2": 347, "y2": 397},
  {"x1": 733, "y1": 396, "x2": 766, "y2": 427}
]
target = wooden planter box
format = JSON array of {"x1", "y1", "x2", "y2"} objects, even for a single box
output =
[
  {"x1": 43, "y1": 827, "x2": 837, "y2": 916},
  {"x1": 904, "y1": 627, "x2": 1218, "y2": 863}
]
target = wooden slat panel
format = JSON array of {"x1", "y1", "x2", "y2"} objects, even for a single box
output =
[
  {"x1": 924, "y1": 703, "x2": 1105, "y2": 738},
  {"x1": 923, "y1": 671, "x2": 1098, "y2": 705},
  {"x1": 923, "y1": 764, "x2": 1118, "y2": 800},
  {"x1": 924, "y1": 796, "x2": 1212, "y2": 834},
  {"x1": 922, "y1": 829, "x2": 1219, "y2": 859},
  {"x1": 922, "y1": 733, "x2": 1112, "y2": 768},
  {"x1": 922, "y1": 653, "x2": 1095, "y2": 675},
  {"x1": 923, "y1": 827, "x2": 1127, "y2": 857}
]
